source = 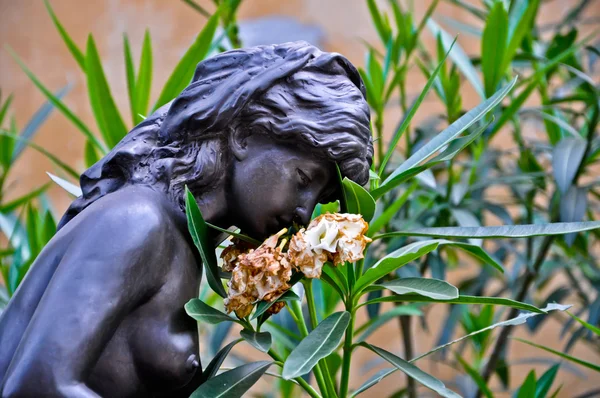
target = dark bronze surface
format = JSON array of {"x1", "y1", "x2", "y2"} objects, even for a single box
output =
[{"x1": 0, "y1": 41, "x2": 372, "y2": 397}]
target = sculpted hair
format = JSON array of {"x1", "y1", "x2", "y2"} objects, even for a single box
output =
[{"x1": 58, "y1": 41, "x2": 373, "y2": 229}]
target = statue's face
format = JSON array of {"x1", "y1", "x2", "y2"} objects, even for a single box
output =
[{"x1": 228, "y1": 132, "x2": 337, "y2": 239}]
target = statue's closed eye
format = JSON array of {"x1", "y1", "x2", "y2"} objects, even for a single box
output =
[{"x1": 297, "y1": 168, "x2": 311, "y2": 187}]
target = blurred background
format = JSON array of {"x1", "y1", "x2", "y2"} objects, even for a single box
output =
[{"x1": 1, "y1": 0, "x2": 599, "y2": 396}]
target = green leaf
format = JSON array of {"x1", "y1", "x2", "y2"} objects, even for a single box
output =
[
  {"x1": 355, "y1": 240, "x2": 441, "y2": 294},
  {"x1": 342, "y1": 177, "x2": 375, "y2": 222},
  {"x1": 206, "y1": 223, "x2": 261, "y2": 246},
  {"x1": 375, "y1": 77, "x2": 516, "y2": 198},
  {"x1": 199, "y1": 338, "x2": 243, "y2": 384},
  {"x1": 536, "y1": 364, "x2": 559, "y2": 398},
  {"x1": 378, "y1": 37, "x2": 457, "y2": 176},
  {"x1": 517, "y1": 370, "x2": 537, "y2": 398},
  {"x1": 361, "y1": 294, "x2": 544, "y2": 314},
  {"x1": 513, "y1": 338, "x2": 600, "y2": 372},
  {"x1": 482, "y1": 1, "x2": 508, "y2": 97},
  {"x1": 185, "y1": 298, "x2": 235, "y2": 324},
  {"x1": 7, "y1": 50, "x2": 106, "y2": 154},
  {"x1": 552, "y1": 137, "x2": 587, "y2": 194},
  {"x1": 86, "y1": 35, "x2": 128, "y2": 149},
  {"x1": 0, "y1": 131, "x2": 80, "y2": 180},
  {"x1": 566, "y1": 311, "x2": 600, "y2": 336},
  {"x1": 190, "y1": 361, "x2": 273, "y2": 398},
  {"x1": 368, "y1": 182, "x2": 417, "y2": 236},
  {"x1": 358, "y1": 342, "x2": 461, "y2": 398},
  {"x1": 373, "y1": 118, "x2": 492, "y2": 198},
  {"x1": 240, "y1": 329, "x2": 272, "y2": 353},
  {"x1": 350, "y1": 368, "x2": 396, "y2": 397},
  {"x1": 47, "y1": 172, "x2": 82, "y2": 197},
  {"x1": 123, "y1": 34, "x2": 137, "y2": 127},
  {"x1": 252, "y1": 290, "x2": 300, "y2": 320},
  {"x1": 84, "y1": 139, "x2": 100, "y2": 168},
  {"x1": 356, "y1": 239, "x2": 502, "y2": 294},
  {"x1": 504, "y1": 0, "x2": 539, "y2": 74},
  {"x1": 282, "y1": 311, "x2": 350, "y2": 379},
  {"x1": 135, "y1": 30, "x2": 153, "y2": 123},
  {"x1": 366, "y1": 0, "x2": 391, "y2": 44},
  {"x1": 0, "y1": 183, "x2": 50, "y2": 213},
  {"x1": 13, "y1": 85, "x2": 70, "y2": 162},
  {"x1": 373, "y1": 221, "x2": 600, "y2": 240},
  {"x1": 153, "y1": 11, "x2": 220, "y2": 110},
  {"x1": 44, "y1": 0, "x2": 86, "y2": 71},
  {"x1": 185, "y1": 186, "x2": 227, "y2": 297},
  {"x1": 0, "y1": 93, "x2": 13, "y2": 127},
  {"x1": 356, "y1": 305, "x2": 422, "y2": 342},
  {"x1": 427, "y1": 19, "x2": 485, "y2": 99},
  {"x1": 370, "y1": 277, "x2": 459, "y2": 300},
  {"x1": 456, "y1": 354, "x2": 493, "y2": 398}
]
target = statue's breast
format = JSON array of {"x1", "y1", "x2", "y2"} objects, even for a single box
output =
[{"x1": 90, "y1": 236, "x2": 202, "y2": 397}]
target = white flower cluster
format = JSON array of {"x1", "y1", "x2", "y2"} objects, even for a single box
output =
[{"x1": 222, "y1": 213, "x2": 371, "y2": 318}]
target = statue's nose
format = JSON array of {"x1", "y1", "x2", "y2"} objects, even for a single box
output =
[{"x1": 294, "y1": 206, "x2": 312, "y2": 226}]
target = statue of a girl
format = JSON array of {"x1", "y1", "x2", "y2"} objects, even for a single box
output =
[{"x1": 0, "y1": 41, "x2": 372, "y2": 397}]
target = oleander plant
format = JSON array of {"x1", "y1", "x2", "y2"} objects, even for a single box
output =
[{"x1": 1, "y1": 0, "x2": 599, "y2": 397}]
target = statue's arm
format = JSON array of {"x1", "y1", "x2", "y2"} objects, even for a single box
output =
[{"x1": 0, "y1": 201, "x2": 168, "y2": 397}]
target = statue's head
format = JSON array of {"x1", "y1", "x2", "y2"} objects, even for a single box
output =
[{"x1": 58, "y1": 41, "x2": 373, "y2": 237}]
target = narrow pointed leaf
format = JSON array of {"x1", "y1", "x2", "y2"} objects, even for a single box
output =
[
  {"x1": 185, "y1": 187, "x2": 227, "y2": 297},
  {"x1": 135, "y1": 30, "x2": 153, "y2": 122},
  {"x1": 356, "y1": 305, "x2": 422, "y2": 342},
  {"x1": 427, "y1": 19, "x2": 485, "y2": 99},
  {"x1": 342, "y1": 177, "x2": 375, "y2": 222},
  {"x1": 361, "y1": 294, "x2": 544, "y2": 314},
  {"x1": 373, "y1": 221, "x2": 600, "y2": 240},
  {"x1": 282, "y1": 311, "x2": 350, "y2": 379},
  {"x1": 0, "y1": 131, "x2": 80, "y2": 179},
  {"x1": 8, "y1": 50, "x2": 106, "y2": 153},
  {"x1": 379, "y1": 37, "x2": 457, "y2": 176},
  {"x1": 13, "y1": 85, "x2": 70, "y2": 161},
  {"x1": 379, "y1": 77, "x2": 516, "y2": 193},
  {"x1": 355, "y1": 240, "x2": 441, "y2": 293},
  {"x1": 566, "y1": 311, "x2": 600, "y2": 336},
  {"x1": 351, "y1": 368, "x2": 396, "y2": 397},
  {"x1": 44, "y1": 0, "x2": 86, "y2": 71},
  {"x1": 503, "y1": 0, "x2": 539, "y2": 74},
  {"x1": 370, "y1": 277, "x2": 459, "y2": 300},
  {"x1": 513, "y1": 338, "x2": 600, "y2": 372},
  {"x1": 123, "y1": 34, "x2": 137, "y2": 126},
  {"x1": 47, "y1": 172, "x2": 82, "y2": 197},
  {"x1": 191, "y1": 361, "x2": 273, "y2": 398},
  {"x1": 359, "y1": 342, "x2": 461, "y2": 397},
  {"x1": 153, "y1": 11, "x2": 219, "y2": 110},
  {"x1": 0, "y1": 94, "x2": 13, "y2": 127},
  {"x1": 356, "y1": 239, "x2": 502, "y2": 293},
  {"x1": 84, "y1": 139, "x2": 100, "y2": 168},
  {"x1": 240, "y1": 329, "x2": 272, "y2": 353},
  {"x1": 517, "y1": 370, "x2": 537, "y2": 398},
  {"x1": 536, "y1": 364, "x2": 559, "y2": 398},
  {"x1": 86, "y1": 36, "x2": 128, "y2": 148},
  {"x1": 185, "y1": 298, "x2": 234, "y2": 324},
  {"x1": 482, "y1": 1, "x2": 508, "y2": 97},
  {"x1": 199, "y1": 338, "x2": 243, "y2": 384},
  {"x1": 553, "y1": 137, "x2": 587, "y2": 194},
  {"x1": 0, "y1": 183, "x2": 50, "y2": 213},
  {"x1": 456, "y1": 354, "x2": 493, "y2": 398},
  {"x1": 251, "y1": 289, "x2": 300, "y2": 320}
]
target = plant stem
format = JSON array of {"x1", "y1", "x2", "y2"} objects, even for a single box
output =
[
  {"x1": 268, "y1": 349, "x2": 322, "y2": 398},
  {"x1": 399, "y1": 314, "x2": 417, "y2": 398},
  {"x1": 339, "y1": 302, "x2": 355, "y2": 398},
  {"x1": 289, "y1": 300, "x2": 329, "y2": 396},
  {"x1": 304, "y1": 280, "x2": 339, "y2": 397},
  {"x1": 477, "y1": 235, "x2": 554, "y2": 396}
]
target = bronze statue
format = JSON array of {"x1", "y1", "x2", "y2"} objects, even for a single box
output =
[{"x1": 0, "y1": 41, "x2": 372, "y2": 397}]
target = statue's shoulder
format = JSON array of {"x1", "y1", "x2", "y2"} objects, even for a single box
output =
[{"x1": 63, "y1": 186, "x2": 179, "y2": 247}]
